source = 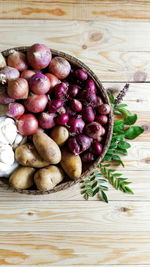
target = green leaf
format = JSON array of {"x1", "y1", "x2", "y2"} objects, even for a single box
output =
[
  {"x1": 123, "y1": 186, "x2": 134, "y2": 194},
  {"x1": 92, "y1": 181, "x2": 98, "y2": 189},
  {"x1": 113, "y1": 173, "x2": 122, "y2": 177},
  {"x1": 100, "y1": 191, "x2": 108, "y2": 203},
  {"x1": 111, "y1": 155, "x2": 125, "y2": 167},
  {"x1": 98, "y1": 179, "x2": 107, "y2": 183},
  {"x1": 84, "y1": 193, "x2": 89, "y2": 200},
  {"x1": 81, "y1": 185, "x2": 92, "y2": 189},
  {"x1": 115, "y1": 148, "x2": 128, "y2": 155},
  {"x1": 125, "y1": 126, "x2": 144, "y2": 139},
  {"x1": 90, "y1": 176, "x2": 96, "y2": 181},
  {"x1": 117, "y1": 108, "x2": 131, "y2": 117},
  {"x1": 112, "y1": 134, "x2": 125, "y2": 141},
  {"x1": 110, "y1": 142, "x2": 118, "y2": 149},
  {"x1": 117, "y1": 104, "x2": 128, "y2": 108},
  {"x1": 118, "y1": 141, "x2": 131, "y2": 149},
  {"x1": 92, "y1": 187, "x2": 100, "y2": 196},
  {"x1": 108, "y1": 94, "x2": 115, "y2": 104},
  {"x1": 84, "y1": 179, "x2": 91, "y2": 183},
  {"x1": 124, "y1": 114, "x2": 137, "y2": 125},
  {"x1": 103, "y1": 155, "x2": 112, "y2": 161},
  {"x1": 107, "y1": 149, "x2": 115, "y2": 155},
  {"x1": 99, "y1": 185, "x2": 108, "y2": 191},
  {"x1": 114, "y1": 110, "x2": 122, "y2": 115}
]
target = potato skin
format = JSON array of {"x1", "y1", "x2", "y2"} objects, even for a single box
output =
[
  {"x1": 9, "y1": 166, "x2": 35, "y2": 189},
  {"x1": 15, "y1": 143, "x2": 50, "y2": 168},
  {"x1": 34, "y1": 165, "x2": 64, "y2": 191},
  {"x1": 60, "y1": 148, "x2": 82, "y2": 180},
  {"x1": 50, "y1": 126, "x2": 69, "y2": 146},
  {"x1": 33, "y1": 132, "x2": 61, "y2": 164}
]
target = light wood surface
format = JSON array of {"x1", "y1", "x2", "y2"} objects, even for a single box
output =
[{"x1": 0, "y1": 1, "x2": 150, "y2": 266}]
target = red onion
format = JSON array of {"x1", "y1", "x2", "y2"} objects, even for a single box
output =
[
  {"x1": 68, "y1": 118, "x2": 85, "y2": 134},
  {"x1": 54, "y1": 82, "x2": 68, "y2": 99},
  {"x1": 27, "y1": 43, "x2": 52, "y2": 69},
  {"x1": 57, "y1": 106, "x2": 66, "y2": 114},
  {"x1": 85, "y1": 78, "x2": 96, "y2": 93},
  {"x1": 74, "y1": 69, "x2": 88, "y2": 80},
  {"x1": 24, "y1": 94, "x2": 48, "y2": 113},
  {"x1": 68, "y1": 134, "x2": 91, "y2": 155},
  {"x1": 48, "y1": 99, "x2": 63, "y2": 113},
  {"x1": 7, "y1": 50, "x2": 28, "y2": 72},
  {"x1": 38, "y1": 112, "x2": 56, "y2": 129},
  {"x1": 97, "y1": 104, "x2": 111, "y2": 115},
  {"x1": 82, "y1": 106, "x2": 95, "y2": 122},
  {"x1": 0, "y1": 66, "x2": 20, "y2": 83},
  {"x1": 66, "y1": 106, "x2": 76, "y2": 117},
  {"x1": 45, "y1": 73, "x2": 60, "y2": 92},
  {"x1": 7, "y1": 78, "x2": 29, "y2": 99},
  {"x1": 68, "y1": 84, "x2": 79, "y2": 98},
  {"x1": 21, "y1": 70, "x2": 35, "y2": 80},
  {"x1": 56, "y1": 113, "x2": 69, "y2": 125},
  {"x1": 71, "y1": 99, "x2": 82, "y2": 112},
  {"x1": 49, "y1": 56, "x2": 71, "y2": 79},
  {"x1": 6, "y1": 103, "x2": 25, "y2": 119},
  {"x1": 17, "y1": 113, "x2": 38, "y2": 135},
  {"x1": 81, "y1": 152, "x2": 94, "y2": 163},
  {"x1": 86, "y1": 90, "x2": 97, "y2": 105},
  {"x1": 85, "y1": 122, "x2": 104, "y2": 139},
  {"x1": 0, "y1": 92, "x2": 15, "y2": 104},
  {"x1": 29, "y1": 73, "x2": 50, "y2": 95},
  {"x1": 92, "y1": 141, "x2": 103, "y2": 155},
  {"x1": 95, "y1": 115, "x2": 108, "y2": 125},
  {"x1": 96, "y1": 96, "x2": 103, "y2": 106},
  {"x1": 101, "y1": 126, "x2": 106, "y2": 136}
]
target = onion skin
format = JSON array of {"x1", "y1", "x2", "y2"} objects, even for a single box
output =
[
  {"x1": 92, "y1": 141, "x2": 103, "y2": 155},
  {"x1": 29, "y1": 73, "x2": 50, "y2": 95},
  {"x1": 74, "y1": 69, "x2": 88, "y2": 81},
  {"x1": 95, "y1": 115, "x2": 108, "y2": 125},
  {"x1": 54, "y1": 82, "x2": 68, "y2": 99},
  {"x1": 71, "y1": 99, "x2": 82, "y2": 112},
  {"x1": 27, "y1": 43, "x2": 52, "y2": 69},
  {"x1": 49, "y1": 56, "x2": 71, "y2": 79},
  {"x1": 84, "y1": 78, "x2": 96, "y2": 93},
  {"x1": 17, "y1": 114, "x2": 38, "y2": 136},
  {"x1": 24, "y1": 94, "x2": 48, "y2": 113},
  {"x1": 81, "y1": 152, "x2": 94, "y2": 163},
  {"x1": 97, "y1": 104, "x2": 111, "y2": 115},
  {"x1": 48, "y1": 99, "x2": 63, "y2": 113},
  {"x1": 7, "y1": 78, "x2": 29, "y2": 99},
  {"x1": 45, "y1": 73, "x2": 60, "y2": 91},
  {"x1": 56, "y1": 113, "x2": 69, "y2": 125},
  {"x1": 68, "y1": 84, "x2": 79, "y2": 98},
  {"x1": 68, "y1": 118, "x2": 85, "y2": 134},
  {"x1": 21, "y1": 70, "x2": 35, "y2": 80},
  {"x1": 0, "y1": 66, "x2": 20, "y2": 83},
  {"x1": 7, "y1": 50, "x2": 28, "y2": 71},
  {"x1": 82, "y1": 106, "x2": 95, "y2": 122},
  {"x1": 38, "y1": 112, "x2": 56, "y2": 129},
  {"x1": 0, "y1": 53, "x2": 6, "y2": 69},
  {"x1": 7, "y1": 102, "x2": 25, "y2": 119},
  {"x1": 68, "y1": 134, "x2": 91, "y2": 155},
  {"x1": 85, "y1": 122, "x2": 103, "y2": 139},
  {"x1": 0, "y1": 92, "x2": 15, "y2": 104}
]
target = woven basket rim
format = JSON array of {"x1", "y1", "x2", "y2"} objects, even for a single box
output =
[{"x1": 0, "y1": 46, "x2": 113, "y2": 195}]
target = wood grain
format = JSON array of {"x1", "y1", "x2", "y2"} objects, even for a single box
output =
[
  {"x1": 1, "y1": 0, "x2": 150, "y2": 20},
  {"x1": 0, "y1": 20, "x2": 150, "y2": 81},
  {"x1": 0, "y1": 201, "x2": 150, "y2": 232},
  {"x1": 0, "y1": 232, "x2": 150, "y2": 265},
  {"x1": 0, "y1": 171, "x2": 149, "y2": 201}
]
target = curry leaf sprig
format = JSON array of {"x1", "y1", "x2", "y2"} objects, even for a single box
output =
[{"x1": 80, "y1": 86, "x2": 144, "y2": 203}]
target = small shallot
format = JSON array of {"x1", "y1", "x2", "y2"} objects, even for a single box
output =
[
  {"x1": 7, "y1": 50, "x2": 28, "y2": 71},
  {"x1": 7, "y1": 78, "x2": 29, "y2": 99},
  {"x1": 38, "y1": 112, "x2": 56, "y2": 129},
  {"x1": 17, "y1": 114, "x2": 38, "y2": 136},
  {"x1": 27, "y1": 43, "x2": 52, "y2": 69},
  {"x1": 29, "y1": 73, "x2": 50, "y2": 95},
  {"x1": 49, "y1": 56, "x2": 71, "y2": 79}
]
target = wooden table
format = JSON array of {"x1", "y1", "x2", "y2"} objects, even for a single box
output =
[{"x1": 0, "y1": 1, "x2": 150, "y2": 266}]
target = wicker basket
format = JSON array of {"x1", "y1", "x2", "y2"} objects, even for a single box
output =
[{"x1": 0, "y1": 46, "x2": 113, "y2": 195}]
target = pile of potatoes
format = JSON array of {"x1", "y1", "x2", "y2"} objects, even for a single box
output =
[{"x1": 9, "y1": 127, "x2": 82, "y2": 191}]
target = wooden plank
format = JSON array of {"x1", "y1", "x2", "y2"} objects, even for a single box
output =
[
  {"x1": 0, "y1": 20, "x2": 150, "y2": 81},
  {"x1": 1, "y1": 0, "x2": 150, "y2": 21},
  {"x1": 0, "y1": 232, "x2": 150, "y2": 265},
  {"x1": 0, "y1": 171, "x2": 149, "y2": 201},
  {"x1": 0, "y1": 201, "x2": 150, "y2": 231}
]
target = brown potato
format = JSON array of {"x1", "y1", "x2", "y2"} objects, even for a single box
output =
[
  {"x1": 9, "y1": 166, "x2": 35, "y2": 189},
  {"x1": 15, "y1": 143, "x2": 50, "y2": 168},
  {"x1": 60, "y1": 147, "x2": 82, "y2": 180},
  {"x1": 50, "y1": 126, "x2": 69, "y2": 146},
  {"x1": 34, "y1": 165, "x2": 64, "y2": 191},
  {"x1": 33, "y1": 132, "x2": 61, "y2": 164}
]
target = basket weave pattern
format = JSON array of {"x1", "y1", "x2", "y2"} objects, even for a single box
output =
[{"x1": 0, "y1": 46, "x2": 113, "y2": 195}]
